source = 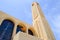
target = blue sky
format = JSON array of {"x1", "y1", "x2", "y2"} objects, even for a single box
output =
[{"x1": 0, "y1": 0, "x2": 60, "y2": 40}]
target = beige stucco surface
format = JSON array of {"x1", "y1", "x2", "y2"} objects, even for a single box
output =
[
  {"x1": 13, "y1": 32, "x2": 41, "y2": 40},
  {"x1": 32, "y1": 2, "x2": 55, "y2": 40}
]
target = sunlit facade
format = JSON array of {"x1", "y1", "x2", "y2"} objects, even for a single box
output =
[{"x1": 0, "y1": 2, "x2": 55, "y2": 40}]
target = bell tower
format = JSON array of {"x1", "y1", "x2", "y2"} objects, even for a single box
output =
[{"x1": 32, "y1": 2, "x2": 55, "y2": 40}]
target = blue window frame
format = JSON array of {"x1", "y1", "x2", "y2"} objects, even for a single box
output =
[
  {"x1": 0, "y1": 20, "x2": 14, "y2": 40},
  {"x1": 16, "y1": 25, "x2": 23, "y2": 33}
]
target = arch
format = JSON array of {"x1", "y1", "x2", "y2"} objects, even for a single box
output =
[
  {"x1": 0, "y1": 19, "x2": 14, "y2": 40},
  {"x1": 18, "y1": 23, "x2": 26, "y2": 32},
  {"x1": 28, "y1": 29, "x2": 34, "y2": 36},
  {"x1": 28, "y1": 27, "x2": 36, "y2": 36},
  {"x1": 16, "y1": 24, "x2": 26, "y2": 33}
]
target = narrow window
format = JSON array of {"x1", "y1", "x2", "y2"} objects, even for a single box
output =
[
  {"x1": 28, "y1": 29, "x2": 34, "y2": 36},
  {"x1": 0, "y1": 20, "x2": 14, "y2": 40},
  {"x1": 16, "y1": 25, "x2": 23, "y2": 33}
]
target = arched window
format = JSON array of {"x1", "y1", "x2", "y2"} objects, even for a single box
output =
[
  {"x1": 0, "y1": 20, "x2": 14, "y2": 40},
  {"x1": 16, "y1": 25, "x2": 23, "y2": 33},
  {"x1": 28, "y1": 29, "x2": 34, "y2": 36}
]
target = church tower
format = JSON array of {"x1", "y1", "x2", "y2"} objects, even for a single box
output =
[{"x1": 32, "y1": 2, "x2": 55, "y2": 40}]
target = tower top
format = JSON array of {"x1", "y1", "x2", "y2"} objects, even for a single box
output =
[{"x1": 32, "y1": 2, "x2": 39, "y2": 6}]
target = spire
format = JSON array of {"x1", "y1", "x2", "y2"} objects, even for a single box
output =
[
  {"x1": 32, "y1": 2, "x2": 39, "y2": 20},
  {"x1": 32, "y1": 2, "x2": 55, "y2": 40}
]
